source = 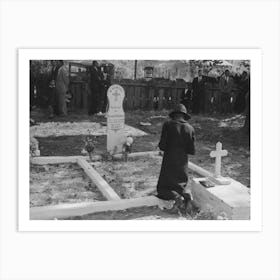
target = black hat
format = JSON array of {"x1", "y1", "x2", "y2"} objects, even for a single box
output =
[{"x1": 169, "y1": 104, "x2": 191, "y2": 120}]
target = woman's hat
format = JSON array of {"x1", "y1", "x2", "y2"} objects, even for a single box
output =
[{"x1": 169, "y1": 103, "x2": 191, "y2": 120}]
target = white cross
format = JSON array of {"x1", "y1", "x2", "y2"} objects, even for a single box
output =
[
  {"x1": 112, "y1": 91, "x2": 120, "y2": 101},
  {"x1": 210, "y1": 142, "x2": 228, "y2": 178}
]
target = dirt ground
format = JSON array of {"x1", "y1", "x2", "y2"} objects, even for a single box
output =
[
  {"x1": 30, "y1": 163, "x2": 105, "y2": 207},
  {"x1": 30, "y1": 108, "x2": 250, "y2": 220},
  {"x1": 91, "y1": 155, "x2": 161, "y2": 199},
  {"x1": 31, "y1": 108, "x2": 250, "y2": 186}
]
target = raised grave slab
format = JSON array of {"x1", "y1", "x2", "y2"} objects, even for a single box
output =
[
  {"x1": 190, "y1": 177, "x2": 250, "y2": 220},
  {"x1": 30, "y1": 196, "x2": 160, "y2": 220}
]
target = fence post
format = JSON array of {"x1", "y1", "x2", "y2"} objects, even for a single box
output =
[{"x1": 158, "y1": 88, "x2": 164, "y2": 110}]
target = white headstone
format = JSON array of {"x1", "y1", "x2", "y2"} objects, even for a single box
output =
[{"x1": 106, "y1": 84, "x2": 125, "y2": 154}]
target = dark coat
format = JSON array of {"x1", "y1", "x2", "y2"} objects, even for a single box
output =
[
  {"x1": 89, "y1": 67, "x2": 104, "y2": 114},
  {"x1": 192, "y1": 76, "x2": 206, "y2": 113},
  {"x1": 90, "y1": 67, "x2": 103, "y2": 91},
  {"x1": 156, "y1": 119, "x2": 195, "y2": 200}
]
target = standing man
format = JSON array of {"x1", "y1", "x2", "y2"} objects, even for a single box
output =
[
  {"x1": 89, "y1": 61, "x2": 103, "y2": 115},
  {"x1": 48, "y1": 60, "x2": 59, "y2": 118},
  {"x1": 192, "y1": 69, "x2": 206, "y2": 114},
  {"x1": 100, "y1": 70, "x2": 112, "y2": 113},
  {"x1": 56, "y1": 60, "x2": 69, "y2": 116},
  {"x1": 156, "y1": 104, "x2": 196, "y2": 212},
  {"x1": 234, "y1": 71, "x2": 250, "y2": 113},
  {"x1": 180, "y1": 83, "x2": 193, "y2": 112},
  {"x1": 219, "y1": 69, "x2": 234, "y2": 114}
]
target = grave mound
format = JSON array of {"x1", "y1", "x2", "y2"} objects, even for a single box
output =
[
  {"x1": 30, "y1": 163, "x2": 106, "y2": 207},
  {"x1": 91, "y1": 155, "x2": 162, "y2": 199}
]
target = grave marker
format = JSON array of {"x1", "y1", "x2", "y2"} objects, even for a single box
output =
[
  {"x1": 107, "y1": 84, "x2": 125, "y2": 154},
  {"x1": 189, "y1": 141, "x2": 250, "y2": 220},
  {"x1": 209, "y1": 142, "x2": 230, "y2": 185}
]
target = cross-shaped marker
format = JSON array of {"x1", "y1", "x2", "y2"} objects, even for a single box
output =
[
  {"x1": 112, "y1": 91, "x2": 120, "y2": 101},
  {"x1": 210, "y1": 142, "x2": 228, "y2": 178}
]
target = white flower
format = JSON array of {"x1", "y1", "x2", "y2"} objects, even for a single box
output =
[{"x1": 126, "y1": 136, "x2": 133, "y2": 145}]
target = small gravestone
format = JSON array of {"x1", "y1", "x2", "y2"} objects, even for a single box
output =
[
  {"x1": 190, "y1": 141, "x2": 250, "y2": 220},
  {"x1": 107, "y1": 84, "x2": 125, "y2": 154}
]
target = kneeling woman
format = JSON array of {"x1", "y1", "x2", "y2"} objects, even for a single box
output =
[{"x1": 157, "y1": 104, "x2": 195, "y2": 208}]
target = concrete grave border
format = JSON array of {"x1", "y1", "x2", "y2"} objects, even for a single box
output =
[
  {"x1": 30, "y1": 152, "x2": 163, "y2": 219},
  {"x1": 30, "y1": 151, "x2": 211, "y2": 220},
  {"x1": 30, "y1": 150, "x2": 250, "y2": 220}
]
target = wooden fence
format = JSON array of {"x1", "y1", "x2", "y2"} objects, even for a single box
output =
[
  {"x1": 69, "y1": 81, "x2": 90, "y2": 110},
  {"x1": 69, "y1": 79, "x2": 239, "y2": 113}
]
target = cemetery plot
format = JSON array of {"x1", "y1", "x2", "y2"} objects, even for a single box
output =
[
  {"x1": 29, "y1": 83, "x2": 250, "y2": 220},
  {"x1": 30, "y1": 163, "x2": 106, "y2": 207},
  {"x1": 91, "y1": 155, "x2": 162, "y2": 199}
]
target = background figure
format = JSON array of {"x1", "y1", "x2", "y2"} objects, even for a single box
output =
[
  {"x1": 48, "y1": 60, "x2": 59, "y2": 118},
  {"x1": 156, "y1": 104, "x2": 195, "y2": 202},
  {"x1": 55, "y1": 60, "x2": 69, "y2": 116},
  {"x1": 180, "y1": 83, "x2": 193, "y2": 112},
  {"x1": 100, "y1": 71, "x2": 111, "y2": 113},
  {"x1": 219, "y1": 69, "x2": 234, "y2": 114},
  {"x1": 89, "y1": 61, "x2": 103, "y2": 115},
  {"x1": 192, "y1": 69, "x2": 206, "y2": 114},
  {"x1": 234, "y1": 71, "x2": 250, "y2": 113}
]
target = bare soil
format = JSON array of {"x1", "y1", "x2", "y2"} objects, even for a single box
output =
[
  {"x1": 30, "y1": 163, "x2": 105, "y2": 207},
  {"x1": 91, "y1": 155, "x2": 161, "y2": 199}
]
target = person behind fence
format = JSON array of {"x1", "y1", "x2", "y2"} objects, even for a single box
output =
[
  {"x1": 219, "y1": 69, "x2": 234, "y2": 114},
  {"x1": 101, "y1": 69, "x2": 111, "y2": 113},
  {"x1": 88, "y1": 61, "x2": 103, "y2": 115},
  {"x1": 55, "y1": 60, "x2": 69, "y2": 116},
  {"x1": 47, "y1": 60, "x2": 59, "y2": 118},
  {"x1": 234, "y1": 70, "x2": 250, "y2": 114},
  {"x1": 180, "y1": 83, "x2": 193, "y2": 112},
  {"x1": 156, "y1": 104, "x2": 196, "y2": 213},
  {"x1": 192, "y1": 69, "x2": 206, "y2": 114}
]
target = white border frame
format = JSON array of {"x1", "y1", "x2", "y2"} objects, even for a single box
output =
[{"x1": 19, "y1": 48, "x2": 262, "y2": 231}]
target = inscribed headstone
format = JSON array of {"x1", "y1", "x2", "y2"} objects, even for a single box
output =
[{"x1": 107, "y1": 84, "x2": 125, "y2": 154}]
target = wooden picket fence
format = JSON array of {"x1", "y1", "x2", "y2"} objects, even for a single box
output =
[
  {"x1": 69, "y1": 79, "x2": 239, "y2": 112},
  {"x1": 69, "y1": 80, "x2": 186, "y2": 111}
]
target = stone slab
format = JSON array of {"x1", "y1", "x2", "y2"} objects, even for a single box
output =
[
  {"x1": 77, "y1": 158, "x2": 121, "y2": 201},
  {"x1": 30, "y1": 196, "x2": 160, "y2": 220},
  {"x1": 190, "y1": 177, "x2": 250, "y2": 220},
  {"x1": 31, "y1": 155, "x2": 84, "y2": 165}
]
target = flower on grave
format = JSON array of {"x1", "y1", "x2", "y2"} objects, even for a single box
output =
[
  {"x1": 83, "y1": 134, "x2": 97, "y2": 160},
  {"x1": 122, "y1": 136, "x2": 133, "y2": 154},
  {"x1": 122, "y1": 136, "x2": 134, "y2": 161},
  {"x1": 84, "y1": 137, "x2": 95, "y2": 153}
]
